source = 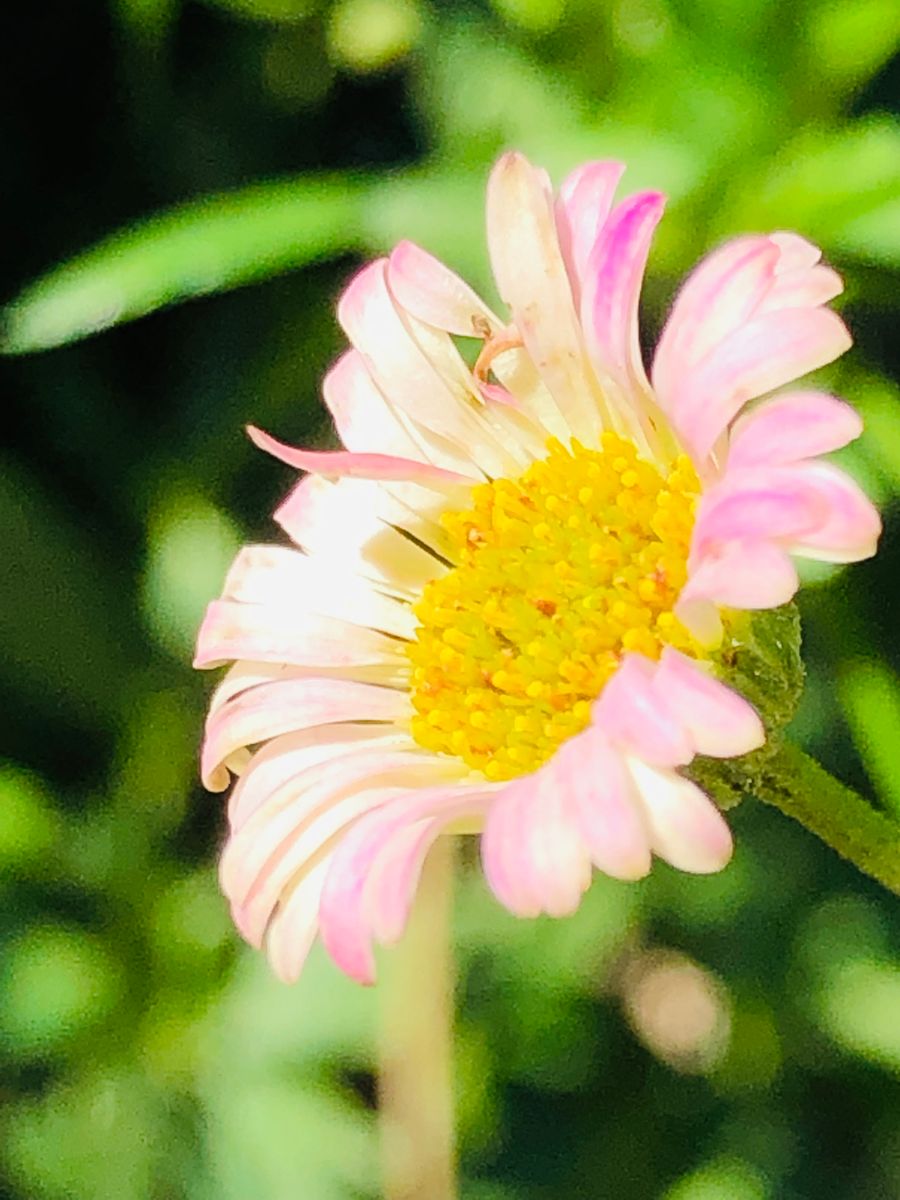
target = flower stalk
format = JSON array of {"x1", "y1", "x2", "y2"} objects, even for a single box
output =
[
  {"x1": 755, "y1": 741, "x2": 900, "y2": 895},
  {"x1": 378, "y1": 836, "x2": 458, "y2": 1200}
]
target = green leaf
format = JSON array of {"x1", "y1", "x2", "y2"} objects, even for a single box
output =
[
  {"x1": 839, "y1": 660, "x2": 900, "y2": 819},
  {"x1": 2, "y1": 175, "x2": 370, "y2": 355},
  {"x1": 807, "y1": 0, "x2": 900, "y2": 94},
  {"x1": 717, "y1": 119, "x2": 900, "y2": 262}
]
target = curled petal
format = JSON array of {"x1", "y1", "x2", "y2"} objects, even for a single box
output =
[
  {"x1": 201, "y1": 677, "x2": 409, "y2": 791},
  {"x1": 387, "y1": 240, "x2": 500, "y2": 337},
  {"x1": 653, "y1": 649, "x2": 764, "y2": 759},
  {"x1": 275, "y1": 475, "x2": 443, "y2": 594},
  {"x1": 727, "y1": 390, "x2": 863, "y2": 470},
  {"x1": 227, "y1": 724, "x2": 413, "y2": 831},
  {"x1": 627, "y1": 758, "x2": 734, "y2": 874},
  {"x1": 221, "y1": 750, "x2": 457, "y2": 946}
]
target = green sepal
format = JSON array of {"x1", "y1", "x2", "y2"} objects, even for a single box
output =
[{"x1": 686, "y1": 603, "x2": 805, "y2": 811}]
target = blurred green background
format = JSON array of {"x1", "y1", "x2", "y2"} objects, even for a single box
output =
[{"x1": 2, "y1": 0, "x2": 900, "y2": 1196}]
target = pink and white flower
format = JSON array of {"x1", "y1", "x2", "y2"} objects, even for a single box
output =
[{"x1": 195, "y1": 152, "x2": 880, "y2": 984}]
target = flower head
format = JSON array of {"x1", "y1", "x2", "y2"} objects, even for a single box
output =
[{"x1": 195, "y1": 152, "x2": 880, "y2": 984}]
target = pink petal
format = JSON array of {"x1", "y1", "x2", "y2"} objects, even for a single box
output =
[
  {"x1": 200, "y1": 677, "x2": 408, "y2": 791},
  {"x1": 580, "y1": 190, "x2": 666, "y2": 398},
  {"x1": 671, "y1": 307, "x2": 852, "y2": 463},
  {"x1": 319, "y1": 784, "x2": 492, "y2": 983},
  {"x1": 786, "y1": 461, "x2": 882, "y2": 562},
  {"x1": 560, "y1": 730, "x2": 652, "y2": 881},
  {"x1": 221, "y1": 751, "x2": 457, "y2": 946},
  {"x1": 768, "y1": 231, "x2": 821, "y2": 271},
  {"x1": 652, "y1": 236, "x2": 779, "y2": 401},
  {"x1": 690, "y1": 474, "x2": 829, "y2": 563},
  {"x1": 386, "y1": 240, "x2": 499, "y2": 336},
  {"x1": 486, "y1": 151, "x2": 602, "y2": 443},
  {"x1": 482, "y1": 774, "x2": 591, "y2": 920},
  {"x1": 555, "y1": 159, "x2": 626, "y2": 298},
  {"x1": 727, "y1": 390, "x2": 863, "y2": 470},
  {"x1": 593, "y1": 655, "x2": 694, "y2": 767},
  {"x1": 627, "y1": 758, "x2": 733, "y2": 874},
  {"x1": 247, "y1": 424, "x2": 471, "y2": 487},
  {"x1": 653, "y1": 649, "x2": 764, "y2": 758},
  {"x1": 761, "y1": 264, "x2": 843, "y2": 312},
  {"x1": 679, "y1": 538, "x2": 799, "y2": 612},
  {"x1": 193, "y1": 598, "x2": 403, "y2": 671}
]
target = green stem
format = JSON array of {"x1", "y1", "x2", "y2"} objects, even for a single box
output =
[
  {"x1": 755, "y1": 741, "x2": 900, "y2": 895},
  {"x1": 378, "y1": 835, "x2": 457, "y2": 1200}
]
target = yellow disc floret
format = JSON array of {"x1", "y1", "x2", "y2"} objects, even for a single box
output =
[{"x1": 406, "y1": 433, "x2": 703, "y2": 780}]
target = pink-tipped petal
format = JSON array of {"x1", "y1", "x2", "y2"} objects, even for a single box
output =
[
  {"x1": 555, "y1": 159, "x2": 626, "y2": 297},
  {"x1": 338, "y1": 260, "x2": 509, "y2": 472},
  {"x1": 322, "y1": 350, "x2": 424, "y2": 459},
  {"x1": 486, "y1": 151, "x2": 602, "y2": 443},
  {"x1": 672, "y1": 307, "x2": 853, "y2": 463},
  {"x1": 221, "y1": 751, "x2": 458, "y2": 946},
  {"x1": 247, "y1": 425, "x2": 471, "y2": 487},
  {"x1": 193, "y1": 599, "x2": 404, "y2": 671},
  {"x1": 727, "y1": 390, "x2": 863, "y2": 470},
  {"x1": 387, "y1": 240, "x2": 500, "y2": 337},
  {"x1": 221, "y1": 545, "x2": 417, "y2": 639},
  {"x1": 581, "y1": 190, "x2": 666, "y2": 397},
  {"x1": 654, "y1": 649, "x2": 764, "y2": 758},
  {"x1": 274, "y1": 475, "x2": 443, "y2": 594},
  {"x1": 594, "y1": 655, "x2": 694, "y2": 767},
  {"x1": 227, "y1": 724, "x2": 412, "y2": 831},
  {"x1": 680, "y1": 539, "x2": 800, "y2": 612},
  {"x1": 627, "y1": 758, "x2": 734, "y2": 874},
  {"x1": 319, "y1": 784, "x2": 492, "y2": 983},
  {"x1": 200, "y1": 677, "x2": 409, "y2": 791}
]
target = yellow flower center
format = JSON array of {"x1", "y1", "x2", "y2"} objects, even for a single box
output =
[{"x1": 406, "y1": 433, "x2": 704, "y2": 781}]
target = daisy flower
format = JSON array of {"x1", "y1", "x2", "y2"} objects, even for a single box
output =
[{"x1": 195, "y1": 152, "x2": 880, "y2": 984}]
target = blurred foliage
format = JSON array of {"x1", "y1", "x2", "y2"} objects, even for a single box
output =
[{"x1": 2, "y1": 0, "x2": 900, "y2": 1197}]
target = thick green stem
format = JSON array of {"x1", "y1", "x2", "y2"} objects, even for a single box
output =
[
  {"x1": 378, "y1": 835, "x2": 457, "y2": 1200},
  {"x1": 755, "y1": 742, "x2": 900, "y2": 895}
]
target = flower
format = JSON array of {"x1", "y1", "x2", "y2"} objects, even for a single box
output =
[{"x1": 195, "y1": 152, "x2": 880, "y2": 984}]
